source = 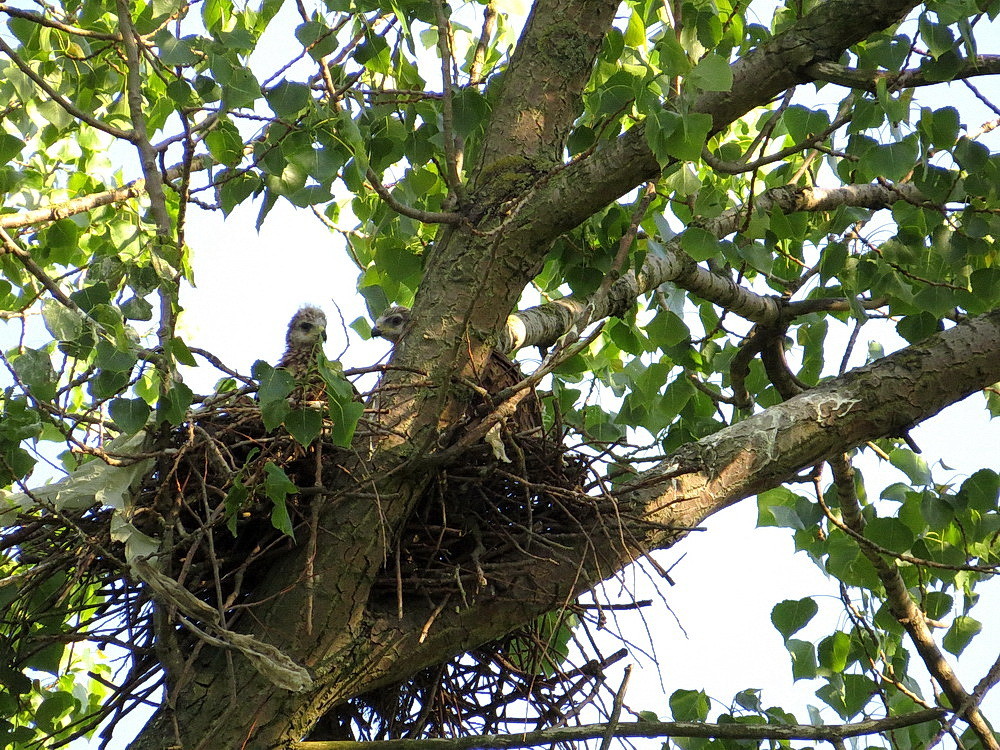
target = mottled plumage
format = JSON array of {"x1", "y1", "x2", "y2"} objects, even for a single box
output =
[
  {"x1": 372, "y1": 306, "x2": 541, "y2": 435},
  {"x1": 370, "y1": 305, "x2": 410, "y2": 343},
  {"x1": 278, "y1": 306, "x2": 328, "y2": 401}
]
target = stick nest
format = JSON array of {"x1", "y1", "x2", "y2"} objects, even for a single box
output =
[{"x1": 1, "y1": 390, "x2": 636, "y2": 744}]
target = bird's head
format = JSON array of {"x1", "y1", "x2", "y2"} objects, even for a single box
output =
[
  {"x1": 371, "y1": 305, "x2": 411, "y2": 343},
  {"x1": 286, "y1": 306, "x2": 328, "y2": 348}
]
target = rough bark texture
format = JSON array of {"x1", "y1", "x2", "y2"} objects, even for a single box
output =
[{"x1": 126, "y1": 0, "x2": 969, "y2": 746}]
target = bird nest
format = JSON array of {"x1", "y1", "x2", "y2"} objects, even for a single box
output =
[{"x1": 1, "y1": 387, "x2": 639, "y2": 744}]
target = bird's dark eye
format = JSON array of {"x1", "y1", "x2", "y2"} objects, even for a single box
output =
[
  {"x1": 299, "y1": 322, "x2": 313, "y2": 331},
  {"x1": 388, "y1": 316, "x2": 403, "y2": 326}
]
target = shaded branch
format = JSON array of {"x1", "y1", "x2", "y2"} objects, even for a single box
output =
[
  {"x1": 0, "y1": 3, "x2": 121, "y2": 40},
  {"x1": 365, "y1": 168, "x2": 464, "y2": 224},
  {"x1": 805, "y1": 55, "x2": 1000, "y2": 92},
  {"x1": 513, "y1": 0, "x2": 922, "y2": 250}
]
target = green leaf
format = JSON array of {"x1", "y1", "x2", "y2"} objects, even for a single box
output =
[
  {"x1": 205, "y1": 120, "x2": 245, "y2": 167},
  {"x1": 924, "y1": 591, "x2": 953, "y2": 620},
  {"x1": 648, "y1": 110, "x2": 713, "y2": 163},
  {"x1": 12, "y1": 348, "x2": 57, "y2": 401},
  {"x1": 787, "y1": 638, "x2": 817, "y2": 680},
  {"x1": 110, "y1": 398, "x2": 151, "y2": 435},
  {"x1": 41, "y1": 300, "x2": 84, "y2": 341},
  {"x1": 680, "y1": 226, "x2": 721, "y2": 262},
  {"x1": 263, "y1": 462, "x2": 297, "y2": 538},
  {"x1": 159, "y1": 382, "x2": 194, "y2": 425},
  {"x1": 121, "y1": 296, "x2": 154, "y2": 321},
  {"x1": 734, "y1": 689, "x2": 761, "y2": 712},
  {"x1": 166, "y1": 337, "x2": 198, "y2": 367},
  {"x1": 624, "y1": 10, "x2": 645, "y2": 47},
  {"x1": 864, "y1": 517, "x2": 914, "y2": 554},
  {"x1": 221, "y1": 64, "x2": 261, "y2": 110},
  {"x1": 919, "y1": 16, "x2": 955, "y2": 58},
  {"x1": 0, "y1": 133, "x2": 25, "y2": 165},
  {"x1": 284, "y1": 408, "x2": 322, "y2": 446},
  {"x1": 669, "y1": 689, "x2": 709, "y2": 721},
  {"x1": 688, "y1": 54, "x2": 733, "y2": 92},
  {"x1": 295, "y1": 21, "x2": 339, "y2": 59},
  {"x1": 253, "y1": 360, "x2": 295, "y2": 403},
  {"x1": 817, "y1": 631, "x2": 851, "y2": 673},
  {"x1": 943, "y1": 615, "x2": 982, "y2": 656},
  {"x1": 958, "y1": 469, "x2": 999, "y2": 512},
  {"x1": 224, "y1": 478, "x2": 249, "y2": 536},
  {"x1": 34, "y1": 690, "x2": 74, "y2": 731},
  {"x1": 771, "y1": 597, "x2": 818, "y2": 640},
  {"x1": 156, "y1": 32, "x2": 200, "y2": 66},
  {"x1": 889, "y1": 448, "x2": 932, "y2": 485},
  {"x1": 783, "y1": 105, "x2": 832, "y2": 144},
  {"x1": 266, "y1": 80, "x2": 311, "y2": 118},
  {"x1": 327, "y1": 398, "x2": 364, "y2": 448}
]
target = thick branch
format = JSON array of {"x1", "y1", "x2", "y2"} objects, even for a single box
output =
[
  {"x1": 510, "y1": 0, "x2": 922, "y2": 248},
  {"x1": 472, "y1": 0, "x2": 619, "y2": 174},
  {"x1": 503, "y1": 183, "x2": 924, "y2": 351}
]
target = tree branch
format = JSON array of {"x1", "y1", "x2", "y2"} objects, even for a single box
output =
[
  {"x1": 115, "y1": 0, "x2": 179, "y2": 388},
  {"x1": 0, "y1": 156, "x2": 211, "y2": 230},
  {"x1": 472, "y1": 0, "x2": 620, "y2": 175},
  {"x1": 0, "y1": 36, "x2": 134, "y2": 141},
  {"x1": 294, "y1": 709, "x2": 948, "y2": 750},
  {"x1": 503, "y1": 183, "x2": 925, "y2": 351},
  {"x1": 508, "y1": 0, "x2": 922, "y2": 249},
  {"x1": 365, "y1": 168, "x2": 464, "y2": 224},
  {"x1": 805, "y1": 56, "x2": 1000, "y2": 92},
  {"x1": 0, "y1": 3, "x2": 122, "y2": 40},
  {"x1": 827, "y1": 454, "x2": 999, "y2": 750}
]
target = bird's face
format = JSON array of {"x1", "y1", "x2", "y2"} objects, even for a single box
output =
[
  {"x1": 371, "y1": 305, "x2": 411, "y2": 343},
  {"x1": 287, "y1": 307, "x2": 328, "y2": 348}
]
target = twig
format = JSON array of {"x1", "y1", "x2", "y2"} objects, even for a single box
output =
[
  {"x1": 599, "y1": 665, "x2": 631, "y2": 750},
  {"x1": 365, "y1": 168, "x2": 464, "y2": 224},
  {"x1": 0, "y1": 156, "x2": 211, "y2": 230},
  {"x1": 0, "y1": 36, "x2": 134, "y2": 140},
  {"x1": 431, "y1": 0, "x2": 466, "y2": 204}
]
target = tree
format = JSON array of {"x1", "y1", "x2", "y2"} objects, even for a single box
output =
[{"x1": 1, "y1": 0, "x2": 1000, "y2": 747}]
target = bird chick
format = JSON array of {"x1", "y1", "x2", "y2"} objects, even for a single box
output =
[
  {"x1": 371, "y1": 305, "x2": 410, "y2": 343},
  {"x1": 278, "y1": 306, "x2": 328, "y2": 399}
]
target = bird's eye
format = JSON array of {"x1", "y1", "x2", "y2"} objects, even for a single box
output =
[
  {"x1": 299, "y1": 322, "x2": 313, "y2": 331},
  {"x1": 389, "y1": 316, "x2": 403, "y2": 326}
]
